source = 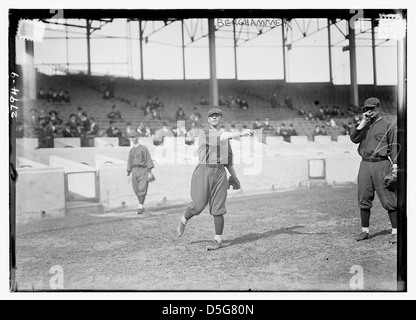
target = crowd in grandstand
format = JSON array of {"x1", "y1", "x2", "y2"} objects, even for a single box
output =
[{"x1": 37, "y1": 87, "x2": 71, "y2": 103}]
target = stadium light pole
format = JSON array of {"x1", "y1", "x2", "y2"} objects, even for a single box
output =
[
  {"x1": 371, "y1": 18, "x2": 377, "y2": 86},
  {"x1": 233, "y1": 20, "x2": 238, "y2": 80},
  {"x1": 139, "y1": 20, "x2": 144, "y2": 80},
  {"x1": 348, "y1": 19, "x2": 359, "y2": 108},
  {"x1": 281, "y1": 19, "x2": 287, "y2": 82},
  {"x1": 327, "y1": 19, "x2": 333, "y2": 84},
  {"x1": 86, "y1": 19, "x2": 91, "y2": 76},
  {"x1": 181, "y1": 20, "x2": 186, "y2": 80},
  {"x1": 208, "y1": 18, "x2": 219, "y2": 107}
]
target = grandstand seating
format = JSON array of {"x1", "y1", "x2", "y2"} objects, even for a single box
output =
[{"x1": 18, "y1": 73, "x2": 397, "y2": 143}]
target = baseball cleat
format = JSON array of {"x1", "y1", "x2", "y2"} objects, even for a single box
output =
[
  {"x1": 388, "y1": 234, "x2": 397, "y2": 244},
  {"x1": 136, "y1": 208, "x2": 144, "y2": 215},
  {"x1": 355, "y1": 232, "x2": 370, "y2": 241},
  {"x1": 177, "y1": 221, "x2": 186, "y2": 237},
  {"x1": 206, "y1": 240, "x2": 223, "y2": 251}
]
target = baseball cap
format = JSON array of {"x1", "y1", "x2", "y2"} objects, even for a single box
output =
[
  {"x1": 208, "y1": 107, "x2": 223, "y2": 117},
  {"x1": 363, "y1": 97, "x2": 381, "y2": 109}
]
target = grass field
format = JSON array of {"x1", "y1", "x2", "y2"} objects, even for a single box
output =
[{"x1": 14, "y1": 185, "x2": 398, "y2": 292}]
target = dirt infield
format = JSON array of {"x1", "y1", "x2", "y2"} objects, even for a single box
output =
[{"x1": 14, "y1": 185, "x2": 397, "y2": 292}]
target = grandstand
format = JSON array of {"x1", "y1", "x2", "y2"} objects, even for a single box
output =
[{"x1": 19, "y1": 72, "x2": 397, "y2": 142}]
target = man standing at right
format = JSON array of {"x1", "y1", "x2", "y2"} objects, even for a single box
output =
[{"x1": 350, "y1": 97, "x2": 398, "y2": 244}]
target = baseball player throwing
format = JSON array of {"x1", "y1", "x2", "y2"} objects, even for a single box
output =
[
  {"x1": 176, "y1": 107, "x2": 254, "y2": 250},
  {"x1": 350, "y1": 97, "x2": 398, "y2": 244}
]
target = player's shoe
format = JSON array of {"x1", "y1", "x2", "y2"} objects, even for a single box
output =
[
  {"x1": 388, "y1": 234, "x2": 397, "y2": 244},
  {"x1": 177, "y1": 220, "x2": 186, "y2": 237},
  {"x1": 206, "y1": 240, "x2": 223, "y2": 251},
  {"x1": 136, "y1": 208, "x2": 144, "y2": 215},
  {"x1": 355, "y1": 232, "x2": 369, "y2": 241}
]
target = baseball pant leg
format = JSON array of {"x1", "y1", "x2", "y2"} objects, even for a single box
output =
[
  {"x1": 357, "y1": 161, "x2": 375, "y2": 210},
  {"x1": 208, "y1": 167, "x2": 228, "y2": 216},
  {"x1": 188, "y1": 166, "x2": 210, "y2": 215}
]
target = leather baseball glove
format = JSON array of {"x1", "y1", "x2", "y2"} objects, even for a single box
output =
[
  {"x1": 384, "y1": 173, "x2": 397, "y2": 191},
  {"x1": 147, "y1": 172, "x2": 156, "y2": 183},
  {"x1": 228, "y1": 175, "x2": 241, "y2": 190}
]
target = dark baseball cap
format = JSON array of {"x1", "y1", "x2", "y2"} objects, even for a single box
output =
[
  {"x1": 363, "y1": 97, "x2": 381, "y2": 109},
  {"x1": 208, "y1": 107, "x2": 223, "y2": 117}
]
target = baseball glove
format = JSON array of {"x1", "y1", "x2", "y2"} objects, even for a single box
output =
[
  {"x1": 147, "y1": 172, "x2": 156, "y2": 183},
  {"x1": 383, "y1": 173, "x2": 397, "y2": 191},
  {"x1": 228, "y1": 175, "x2": 241, "y2": 190}
]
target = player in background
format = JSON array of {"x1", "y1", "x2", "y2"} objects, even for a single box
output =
[
  {"x1": 350, "y1": 97, "x2": 398, "y2": 244},
  {"x1": 176, "y1": 108, "x2": 254, "y2": 250},
  {"x1": 127, "y1": 136, "x2": 155, "y2": 214}
]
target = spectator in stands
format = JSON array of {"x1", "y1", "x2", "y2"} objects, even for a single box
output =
[
  {"x1": 37, "y1": 87, "x2": 46, "y2": 99},
  {"x1": 328, "y1": 117, "x2": 337, "y2": 128},
  {"x1": 320, "y1": 125, "x2": 328, "y2": 136},
  {"x1": 315, "y1": 106, "x2": 325, "y2": 121},
  {"x1": 189, "y1": 107, "x2": 202, "y2": 127},
  {"x1": 154, "y1": 97, "x2": 164, "y2": 110},
  {"x1": 185, "y1": 122, "x2": 199, "y2": 145},
  {"x1": 175, "y1": 106, "x2": 187, "y2": 122},
  {"x1": 151, "y1": 108, "x2": 162, "y2": 120},
  {"x1": 253, "y1": 118, "x2": 263, "y2": 130},
  {"x1": 103, "y1": 89, "x2": 111, "y2": 99},
  {"x1": 228, "y1": 98, "x2": 238, "y2": 109},
  {"x1": 284, "y1": 94, "x2": 293, "y2": 110},
  {"x1": 297, "y1": 107, "x2": 306, "y2": 117},
  {"x1": 37, "y1": 109, "x2": 49, "y2": 126},
  {"x1": 271, "y1": 92, "x2": 279, "y2": 109},
  {"x1": 240, "y1": 98, "x2": 249, "y2": 110},
  {"x1": 57, "y1": 89, "x2": 66, "y2": 102},
  {"x1": 199, "y1": 96, "x2": 209, "y2": 105},
  {"x1": 51, "y1": 90, "x2": 59, "y2": 102},
  {"x1": 277, "y1": 123, "x2": 291, "y2": 142},
  {"x1": 136, "y1": 122, "x2": 151, "y2": 137},
  {"x1": 229, "y1": 124, "x2": 238, "y2": 133},
  {"x1": 63, "y1": 114, "x2": 81, "y2": 138},
  {"x1": 107, "y1": 105, "x2": 123, "y2": 120},
  {"x1": 173, "y1": 122, "x2": 187, "y2": 137},
  {"x1": 219, "y1": 95, "x2": 227, "y2": 106},
  {"x1": 38, "y1": 121, "x2": 55, "y2": 148},
  {"x1": 341, "y1": 124, "x2": 349, "y2": 135},
  {"x1": 79, "y1": 113, "x2": 91, "y2": 147},
  {"x1": 46, "y1": 88, "x2": 54, "y2": 102},
  {"x1": 331, "y1": 106, "x2": 339, "y2": 117},
  {"x1": 154, "y1": 122, "x2": 173, "y2": 145},
  {"x1": 76, "y1": 107, "x2": 84, "y2": 125},
  {"x1": 312, "y1": 125, "x2": 321, "y2": 139},
  {"x1": 106, "y1": 120, "x2": 123, "y2": 139},
  {"x1": 87, "y1": 117, "x2": 100, "y2": 136},
  {"x1": 306, "y1": 109, "x2": 314, "y2": 121},
  {"x1": 124, "y1": 122, "x2": 136, "y2": 138},
  {"x1": 49, "y1": 111, "x2": 63, "y2": 126},
  {"x1": 263, "y1": 118, "x2": 274, "y2": 131},
  {"x1": 288, "y1": 124, "x2": 298, "y2": 138},
  {"x1": 324, "y1": 106, "x2": 331, "y2": 117},
  {"x1": 63, "y1": 91, "x2": 71, "y2": 103},
  {"x1": 143, "y1": 96, "x2": 154, "y2": 116}
]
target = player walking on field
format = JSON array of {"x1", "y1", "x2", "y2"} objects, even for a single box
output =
[
  {"x1": 350, "y1": 97, "x2": 398, "y2": 244},
  {"x1": 176, "y1": 107, "x2": 254, "y2": 250},
  {"x1": 127, "y1": 136, "x2": 155, "y2": 214}
]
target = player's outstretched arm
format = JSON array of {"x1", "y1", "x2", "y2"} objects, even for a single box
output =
[{"x1": 220, "y1": 129, "x2": 254, "y2": 142}]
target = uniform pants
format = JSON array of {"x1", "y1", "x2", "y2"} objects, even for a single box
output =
[
  {"x1": 188, "y1": 165, "x2": 228, "y2": 216},
  {"x1": 357, "y1": 160, "x2": 397, "y2": 211},
  {"x1": 131, "y1": 167, "x2": 149, "y2": 197}
]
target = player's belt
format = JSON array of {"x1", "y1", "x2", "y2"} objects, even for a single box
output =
[
  {"x1": 200, "y1": 164, "x2": 224, "y2": 168},
  {"x1": 361, "y1": 157, "x2": 389, "y2": 162}
]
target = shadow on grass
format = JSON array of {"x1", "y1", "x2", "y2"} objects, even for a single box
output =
[
  {"x1": 369, "y1": 229, "x2": 391, "y2": 239},
  {"x1": 190, "y1": 226, "x2": 328, "y2": 248}
]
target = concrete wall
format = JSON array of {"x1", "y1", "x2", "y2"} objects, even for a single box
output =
[
  {"x1": 16, "y1": 167, "x2": 66, "y2": 223},
  {"x1": 325, "y1": 154, "x2": 361, "y2": 184}
]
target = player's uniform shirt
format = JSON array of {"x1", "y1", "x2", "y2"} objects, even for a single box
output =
[
  {"x1": 350, "y1": 116, "x2": 397, "y2": 164},
  {"x1": 197, "y1": 126, "x2": 233, "y2": 166},
  {"x1": 350, "y1": 115, "x2": 397, "y2": 211}
]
